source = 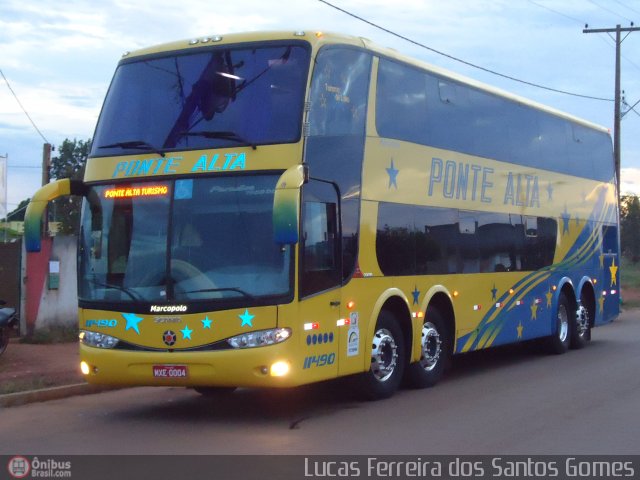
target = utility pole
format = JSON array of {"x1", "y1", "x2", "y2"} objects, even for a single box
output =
[
  {"x1": 583, "y1": 23, "x2": 640, "y2": 201},
  {"x1": 41, "y1": 143, "x2": 51, "y2": 236}
]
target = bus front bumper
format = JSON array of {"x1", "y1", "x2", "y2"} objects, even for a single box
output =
[{"x1": 79, "y1": 343, "x2": 303, "y2": 388}]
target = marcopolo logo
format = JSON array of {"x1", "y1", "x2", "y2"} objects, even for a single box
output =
[{"x1": 150, "y1": 304, "x2": 188, "y2": 313}]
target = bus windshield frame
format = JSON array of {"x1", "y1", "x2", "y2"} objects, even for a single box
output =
[
  {"x1": 91, "y1": 41, "x2": 311, "y2": 157},
  {"x1": 78, "y1": 174, "x2": 294, "y2": 313}
]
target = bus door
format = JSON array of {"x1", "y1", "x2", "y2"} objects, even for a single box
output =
[{"x1": 297, "y1": 179, "x2": 342, "y2": 380}]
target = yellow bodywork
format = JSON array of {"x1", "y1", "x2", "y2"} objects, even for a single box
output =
[{"x1": 26, "y1": 30, "x2": 617, "y2": 389}]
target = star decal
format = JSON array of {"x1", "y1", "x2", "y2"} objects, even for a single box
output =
[
  {"x1": 546, "y1": 288, "x2": 553, "y2": 308},
  {"x1": 239, "y1": 308, "x2": 254, "y2": 327},
  {"x1": 546, "y1": 182, "x2": 553, "y2": 201},
  {"x1": 530, "y1": 301, "x2": 538, "y2": 320},
  {"x1": 574, "y1": 215, "x2": 581, "y2": 227},
  {"x1": 201, "y1": 316, "x2": 212, "y2": 329},
  {"x1": 181, "y1": 325, "x2": 193, "y2": 340},
  {"x1": 610, "y1": 258, "x2": 618, "y2": 286},
  {"x1": 411, "y1": 286, "x2": 420, "y2": 305},
  {"x1": 517, "y1": 322, "x2": 524, "y2": 339},
  {"x1": 561, "y1": 207, "x2": 571, "y2": 235},
  {"x1": 598, "y1": 294, "x2": 605, "y2": 313},
  {"x1": 122, "y1": 313, "x2": 143, "y2": 335},
  {"x1": 491, "y1": 284, "x2": 498, "y2": 301},
  {"x1": 386, "y1": 158, "x2": 399, "y2": 189}
]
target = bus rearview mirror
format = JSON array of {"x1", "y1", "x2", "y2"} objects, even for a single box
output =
[
  {"x1": 24, "y1": 179, "x2": 88, "y2": 252},
  {"x1": 273, "y1": 165, "x2": 307, "y2": 244}
]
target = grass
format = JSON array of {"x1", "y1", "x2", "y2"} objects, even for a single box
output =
[
  {"x1": 0, "y1": 377, "x2": 49, "y2": 395},
  {"x1": 621, "y1": 256, "x2": 640, "y2": 290},
  {"x1": 621, "y1": 256, "x2": 640, "y2": 308},
  {"x1": 20, "y1": 325, "x2": 79, "y2": 344}
]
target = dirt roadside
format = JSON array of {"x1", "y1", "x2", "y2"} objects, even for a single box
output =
[{"x1": 0, "y1": 339, "x2": 82, "y2": 395}]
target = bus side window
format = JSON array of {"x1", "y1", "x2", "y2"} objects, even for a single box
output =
[
  {"x1": 300, "y1": 180, "x2": 341, "y2": 297},
  {"x1": 602, "y1": 225, "x2": 618, "y2": 254}
]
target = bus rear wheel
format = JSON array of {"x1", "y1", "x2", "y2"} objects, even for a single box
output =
[
  {"x1": 405, "y1": 307, "x2": 450, "y2": 389},
  {"x1": 546, "y1": 292, "x2": 571, "y2": 354},
  {"x1": 356, "y1": 310, "x2": 405, "y2": 400},
  {"x1": 571, "y1": 292, "x2": 592, "y2": 349}
]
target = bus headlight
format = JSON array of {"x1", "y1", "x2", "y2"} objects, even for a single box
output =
[
  {"x1": 227, "y1": 328, "x2": 291, "y2": 349},
  {"x1": 79, "y1": 330, "x2": 119, "y2": 349}
]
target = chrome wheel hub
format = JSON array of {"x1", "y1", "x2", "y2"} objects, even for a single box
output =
[
  {"x1": 419, "y1": 322, "x2": 441, "y2": 371},
  {"x1": 371, "y1": 328, "x2": 398, "y2": 382},
  {"x1": 576, "y1": 305, "x2": 589, "y2": 336},
  {"x1": 558, "y1": 304, "x2": 569, "y2": 342}
]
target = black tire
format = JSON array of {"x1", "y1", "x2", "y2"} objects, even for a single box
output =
[
  {"x1": 355, "y1": 310, "x2": 406, "y2": 400},
  {"x1": 546, "y1": 292, "x2": 571, "y2": 354},
  {"x1": 193, "y1": 386, "x2": 236, "y2": 396},
  {"x1": 0, "y1": 327, "x2": 8, "y2": 356},
  {"x1": 405, "y1": 307, "x2": 450, "y2": 389},
  {"x1": 571, "y1": 291, "x2": 592, "y2": 349}
]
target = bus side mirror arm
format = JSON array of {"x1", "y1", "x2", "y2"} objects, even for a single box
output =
[
  {"x1": 24, "y1": 179, "x2": 88, "y2": 252},
  {"x1": 273, "y1": 165, "x2": 308, "y2": 245}
]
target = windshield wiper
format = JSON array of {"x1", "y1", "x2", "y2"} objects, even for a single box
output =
[
  {"x1": 98, "y1": 140, "x2": 166, "y2": 157},
  {"x1": 178, "y1": 130, "x2": 257, "y2": 150},
  {"x1": 180, "y1": 287, "x2": 255, "y2": 300},
  {"x1": 89, "y1": 279, "x2": 145, "y2": 302}
]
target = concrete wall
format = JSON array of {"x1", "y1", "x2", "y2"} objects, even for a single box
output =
[{"x1": 34, "y1": 235, "x2": 78, "y2": 329}]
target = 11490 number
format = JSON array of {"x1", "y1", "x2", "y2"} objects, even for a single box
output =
[{"x1": 303, "y1": 353, "x2": 336, "y2": 369}]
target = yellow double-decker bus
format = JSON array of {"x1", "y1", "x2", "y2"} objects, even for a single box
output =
[{"x1": 25, "y1": 31, "x2": 619, "y2": 400}]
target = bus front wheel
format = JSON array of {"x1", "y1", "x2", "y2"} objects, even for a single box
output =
[
  {"x1": 356, "y1": 311, "x2": 406, "y2": 400},
  {"x1": 405, "y1": 307, "x2": 450, "y2": 389}
]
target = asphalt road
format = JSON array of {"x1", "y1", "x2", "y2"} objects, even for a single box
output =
[{"x1": 1, "y1": 310, "x2": 638, "y2": 455}]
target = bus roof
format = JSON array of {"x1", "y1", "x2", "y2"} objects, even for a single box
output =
[{"x1": 122, "y1": 30, "x2": 609, "y2": 134}]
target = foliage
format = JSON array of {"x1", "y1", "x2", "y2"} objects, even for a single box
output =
[
  {"x1": 620, "y1": 194, "x2": 640, "y2": 263},
  {"x1": 2, "y1": 198, "x2": 30, "y2": 222},
  {"x1": 49, "y1": 138, "x2": 91, "y2": 234}
]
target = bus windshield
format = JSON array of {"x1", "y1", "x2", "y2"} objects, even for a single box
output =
[
  {"x1": 78, "y1": 175, "x2": 292, "y2": 308},
  {"x1": 91, "y1": 42, "x2": 310, "y2": 156}
]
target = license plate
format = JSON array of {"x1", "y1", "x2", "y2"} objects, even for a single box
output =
[{"x1": 153, "y1": 365, "x2": 188, "y2": 378}]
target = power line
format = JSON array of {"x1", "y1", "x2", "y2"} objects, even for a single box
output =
[
  {"x1": 584, "y1": 24, "x2": 640, "y2": 201},
  {"x1": 612, "y1": 0, "x2": 640, "y2": 17},
  {"x1": 524, "y1": 0, "x2": 640, "y2": 74},
  {"x1": 318, "y1": 0, "x2": 614, "y2": 102},
  {"x1": 586, "y1": 0, "x2": 634, "y2": 23},
  {"x1": 526, "y1": 0, "x2": 585, "y2": 24},
  {"x1": 0, "y1": 68, "x2": 49, "y2": 144},
  {"x1": 623, "y1": 97, "x2": 640, "y2": 118}
]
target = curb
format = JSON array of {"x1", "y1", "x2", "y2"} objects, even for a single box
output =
[{"x1": 0, "y1": 383, "x2": 122, "y2": 408}]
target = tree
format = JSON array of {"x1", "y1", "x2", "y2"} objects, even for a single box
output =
[
  {"x1": 49, "y1": 138, "x2": 90, "y2": 234},
  {"x1": 2, "y1": 198, "x2": 30, "y2": 222},
  {"x1": 620, "y1": 194, "x2": 640, "y2": 263}
]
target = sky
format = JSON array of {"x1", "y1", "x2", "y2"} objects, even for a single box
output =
[{"x1": 1, "y1": 0, "x2": 639, "y2": 217}]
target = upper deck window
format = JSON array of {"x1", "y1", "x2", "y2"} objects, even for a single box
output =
[
  {"x1": 308, "y1": 47, "x2": 370, "y2": 137},
  {"x1": 91, "y1": 42, "x2": 310, "y2": 157}
]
